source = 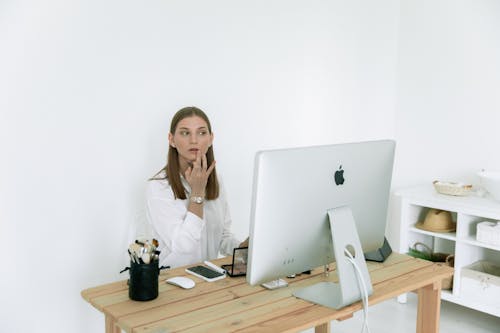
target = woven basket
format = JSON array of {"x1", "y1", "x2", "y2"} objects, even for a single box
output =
[
  {"x1": 408, "y1": 242, "x2": 454, "y2": 289},
  {"x1": 441, "y1": 255, "x2": 455, "y2": 290},
  {"x1": 433, "y1": 180, "x2": 472, "y2": 196}
]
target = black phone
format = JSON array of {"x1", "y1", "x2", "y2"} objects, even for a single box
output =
[{"x1": 185, "y1": 265, "x2": 226, "y2": 282}]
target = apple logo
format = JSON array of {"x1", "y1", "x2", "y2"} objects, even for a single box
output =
[{"x1": 334, "y1": 165, "x2": 345, "y2": 185}]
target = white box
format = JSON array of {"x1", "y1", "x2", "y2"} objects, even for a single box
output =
[
  {"x1": 476, "y1": 221, "x2": 500, "y2": 246},
  {"x1": 461, "y1": 261, "x2": 500, "y2": 307}
]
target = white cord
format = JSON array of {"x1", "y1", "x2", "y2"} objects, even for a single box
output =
[
  {"x1": 345, "y1": 249, "x2": 371, "y2": 333},
  {"x1": 346, "y1": 254, "x2": 370, "y2": 333}
]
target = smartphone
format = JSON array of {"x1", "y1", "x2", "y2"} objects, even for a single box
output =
[{"x1": 185, "y1": 265, "x2": 226, "y2": 282}]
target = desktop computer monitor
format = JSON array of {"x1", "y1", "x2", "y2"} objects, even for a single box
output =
[{"x1": 246, "y1": 140, "x2": 395, "y2": 308}]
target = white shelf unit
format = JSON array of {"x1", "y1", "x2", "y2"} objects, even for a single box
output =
[{"x1": 396, "y1": 185, "x2": 500, "y2": 317}]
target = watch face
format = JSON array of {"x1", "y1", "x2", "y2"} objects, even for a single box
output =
[{"x1": 192, "y1": 196, "x2": 204, "y2": 204}]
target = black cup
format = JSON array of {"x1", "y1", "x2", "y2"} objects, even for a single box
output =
[{"x1": 128, "y1": 260, "x2": 160, "y2": 301}]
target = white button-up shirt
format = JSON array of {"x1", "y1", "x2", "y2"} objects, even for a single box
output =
[{"x1": 146, "y1": 174, "x2": 241, "y2": 268}]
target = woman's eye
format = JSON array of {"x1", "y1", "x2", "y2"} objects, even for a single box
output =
[
  {"x1": 198, "y1": 131, "x2": 208, "y2": 136},
  {"x1": 180, "y1": 131, "x2": 189, "y2": 136}
]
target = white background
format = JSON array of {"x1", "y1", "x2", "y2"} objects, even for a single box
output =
[{"x1": 1, "y1": 1, "x2": 499, "y2": 331}]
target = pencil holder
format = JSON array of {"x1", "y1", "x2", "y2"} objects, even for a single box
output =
[
  {"x1": 128, "y1": 260, "x2": 159, "y2": 301},
  {"x1": 118, "y1": 259, "x2": 171, "y2": 301}
]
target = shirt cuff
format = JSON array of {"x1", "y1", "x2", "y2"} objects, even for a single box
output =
[{"x1": 184, "y1": 211, "x2": 205, "y2": 240}]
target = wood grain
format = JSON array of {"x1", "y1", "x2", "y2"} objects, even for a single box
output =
[{"x1": 81, "y1": 253, "x2": 453, "y2": 333}]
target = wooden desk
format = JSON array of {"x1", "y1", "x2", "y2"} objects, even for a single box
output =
[{"x1": 82, "y1": 253, "x2": 453, "y2": 333}]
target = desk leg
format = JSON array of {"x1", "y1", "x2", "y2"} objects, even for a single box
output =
[
  {"x1": 416, "y1": 282, "x2": 441, "y2": 333},
  {"x1": 315, "y1": 321, "x2": 330, "y2": 333},
  {"x1": 105, "y1": 314, "x2": 121, "y2": 333}
]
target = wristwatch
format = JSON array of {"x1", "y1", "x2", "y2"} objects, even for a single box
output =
[{"x1": 190, "y1": 196, "x2": 205, "y2": 204}]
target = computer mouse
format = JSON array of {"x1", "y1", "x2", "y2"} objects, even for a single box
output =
[{"x1": 165, "y1": 276, "x2": 195, "y2": 289}]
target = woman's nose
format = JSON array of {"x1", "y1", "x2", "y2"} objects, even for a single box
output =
[{"x1": 189, "y1": 133, "x2": 198, "y2": 143}]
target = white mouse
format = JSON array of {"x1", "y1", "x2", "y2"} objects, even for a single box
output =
[{"x1": 165, "y1": 276, "x2": 195, "y2": 289}]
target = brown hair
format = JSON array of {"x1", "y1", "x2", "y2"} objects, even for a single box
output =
[{"x1": 151, "y1": 106, "x2": 219, "y2": 200}]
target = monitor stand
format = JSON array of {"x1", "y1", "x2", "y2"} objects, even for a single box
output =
[
  {"x1": 365, "y1": 237, "x2": 392, "y2": 262},
  {"x1": 293, "y1": 206, "x2": 373, "y2": 309}
]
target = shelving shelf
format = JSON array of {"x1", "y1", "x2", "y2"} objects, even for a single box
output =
[
  {"x1": 408, "y1": 226, "x2": 457, "y2": 241},
  {"x1": 395, "y1": 185, "x2": 500, "y2": 317}
]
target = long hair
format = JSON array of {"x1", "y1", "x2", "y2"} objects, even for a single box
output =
[{"x1": 151, "y1": 106, "x2": 219, "y2": 200}]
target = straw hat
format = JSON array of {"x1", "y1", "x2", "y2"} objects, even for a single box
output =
[{"x1": 415, "y1": 209, "x2": 456, "y2": 233}]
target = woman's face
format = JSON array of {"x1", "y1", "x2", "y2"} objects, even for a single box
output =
[{"x1": 169, "y1": 116, "x2": 214, "y2": 170}]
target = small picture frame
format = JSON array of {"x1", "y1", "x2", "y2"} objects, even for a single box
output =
[{"x1": 222, "y1": 247, "x2": 248, "y2": 277}]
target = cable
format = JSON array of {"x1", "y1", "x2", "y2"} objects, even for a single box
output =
[
  {"x1": 345, "y1": 248, "x2": 371, "y2": 333},
  {"x1": 348, "y1": 257, "x2": 369, "y2": 333},
  {"x1": 345, "y1": 251, "x2": 370, "y2": 333}
]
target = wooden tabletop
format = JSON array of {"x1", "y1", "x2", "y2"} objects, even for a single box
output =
[{"x1": 81, "y1": 253, "x2": 453, "y2": 333}]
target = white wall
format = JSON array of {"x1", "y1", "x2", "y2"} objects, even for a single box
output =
[
  {"x1": 394, "y1": 0, "x2": 500, "y2": 186},
  {"x1": 0, "y1": 1, "x2": 399, "y2": 331},
  {"x1": 386, "y1": 0, "x2": 500, "y2": 248}
]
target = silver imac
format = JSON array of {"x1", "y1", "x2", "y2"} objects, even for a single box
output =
[{"x1": 246, "y1": 140, "x2": 395, "y2": 309}]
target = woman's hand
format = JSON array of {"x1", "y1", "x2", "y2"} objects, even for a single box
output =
[{"x1": 185, "y1": 151, "x2": 216, "y2": 197}]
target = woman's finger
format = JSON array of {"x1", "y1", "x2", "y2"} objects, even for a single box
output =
[
  {"x1": 201, "y1": 153, "x2": 207, "y2": 170},
  {"x1": 206, "y1": 160, "x2": 216, "y2": 176},
  {"x1": 193, "y1": 151, "x2": 201, "y2": 169}
]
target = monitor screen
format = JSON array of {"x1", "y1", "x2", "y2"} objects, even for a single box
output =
[{"x1": 246, "y1": 140, "x2": 395, "y2": 286}]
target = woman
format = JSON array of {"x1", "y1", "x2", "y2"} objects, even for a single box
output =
[{"x1": 147, "y1": 106, "x2": 247, "y2": 268}]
